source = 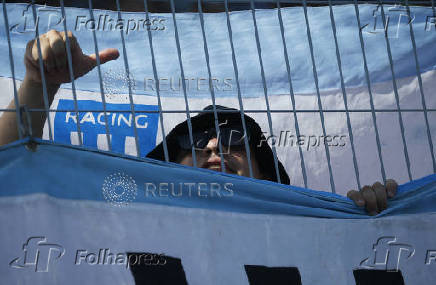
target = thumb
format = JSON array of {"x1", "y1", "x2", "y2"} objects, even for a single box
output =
[
  {"x1": 88, "y1": 48, "x2": 120, "y2": 65},
  {"x1": 75, "y1": 48, "x2": 120, "y2": 79}
]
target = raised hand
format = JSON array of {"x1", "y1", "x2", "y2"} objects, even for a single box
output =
[
  {"x1": 24, "y1": 29, "x2": 119, "y2": 86},
  {"x1": 0, "y1": 30, "x2": 119, "y2": 146}
]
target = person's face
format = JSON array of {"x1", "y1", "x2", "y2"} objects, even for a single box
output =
[{"x1": 175, "y1": 137, "x2": 264, "y2": 180}]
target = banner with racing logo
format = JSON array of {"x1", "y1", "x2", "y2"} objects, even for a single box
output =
[
  {"x1": 1, "y1": 4, "x2": 436, "y2": 283},
  {"x1": 1, "y1": 3, "x2": 435, "y2": 194}
]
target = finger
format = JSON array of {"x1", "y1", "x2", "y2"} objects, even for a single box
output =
[
  {"x1": 31, "y1": 37, "x2": 39, "y2": 62},
  {"x1": 372, "y1": 181, "x2": 387, "y2": 211},
  {"x1": 24, "y1": 39, "x2": 41, "y2": 81},
  {"x1": 361, "y1": 185, "x2": 378, "y2": 216},
  {"x1": 386, "y1": 179, "x2": 398, "y2": 198},
  {"x1": 47, "y1": 30, "x2": 67, "y2": 71},
  {"x1": 61, "y1": 31, "x2": 89, "y2": 78},
  {"x1": 40, "y1": 34, "x2": 55, "y2": 73},
  {"x1": 25, "y1": 39, "x2": 38, "y2": 68},
  {"x1": 61, "y1": 31, "x2": 80, "y2": 59},
  {"x1": 347, "y1": 190, "x2": 365, "y2": 207},
  {"x1": 89, "y1": 48, "x2": 120, "y2": 65},
  {"x1": 80, "y1": 48, "x2": 119, "y2": 76}
]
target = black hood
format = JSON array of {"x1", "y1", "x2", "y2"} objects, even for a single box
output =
[{"x1": 146, "y1": 105, "x2": 290, "y2": 185}]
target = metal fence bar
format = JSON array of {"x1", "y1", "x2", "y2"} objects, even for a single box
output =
[
  {"x1": 4, "y1": 108, "x2": 436, "y2": 113},
  {"x1": 208, "y1": 0, "x2": 435, "y2": 4},
  {"x1": 250, "y1": 0, "x2": 282, "y2": 183},
  {"x1": 2, "y1": 0, "x2": 23, "y2": 140},
  {"x1": 224, "y1": 0, "x2": 254, "y2": 178},
  {"x1": 353, "y1": 0, "x2": 386, "y2": 183},
  {"x1": 169, "y1": 0, "x2": 198, "y2": 167},
  {"x1": 378, "y1": 1, "x2": 412, "y2": 181},
  {"x1": 114, "y1": 0, "x2": 141, "y2": 157},
  {"x1": 87, "y1": 0, "x2": 112, "y2": 152},
  {"x1": 327, "y1": 0, "x2": 361, "y2": 189},
  {"x1": 59, "y1": 0, "x2": 83, "y2": 146},
  {"x1": 30, "y1": 0, "x2": 53, "y2": 141},
  {"x1": 302, "y1": 0, "x2": 336, "y2": 193},
  {"x1": 143, "y1": 0, "x2": 169, "y2": 162},
  {"x1": 405, "y1": 0, "x2": 436, "y2": 173},
  {"x1": 197, "y1": 0, "x2": 227, "y2": 172},
  {"x1": 432, "y1": 0, "x2": 436, "y2": 19},
  {"x1": 276, "y1": 0, "x2": 308, "y2": 188}
]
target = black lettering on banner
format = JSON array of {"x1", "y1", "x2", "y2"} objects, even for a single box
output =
[
  {"x1": 128, "y1": 252, "x2": 188, "y2": 285},
  {"x1": 353, "y1": 269, "x2": 405, "y2": 285},
  {"x1": 244, "y1": 265, "x2": 302, "y2": 285}
]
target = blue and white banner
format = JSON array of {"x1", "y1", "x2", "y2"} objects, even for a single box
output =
[
  {"x1": 0, "y1": 3, "x2": 435, "y2": 194},
  {"x1": 1, "y1": 3, "x2": 436, "y2": 96},
  {"x1": 1, "y1": 4, "x2": 436, "y2": 284},
  {"x1": 1, "y1": 139, "x2": 436, "y2": 284}
]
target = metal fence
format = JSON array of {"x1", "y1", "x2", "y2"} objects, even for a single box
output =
[{"x1": 1, "y1": 0, "x2": 435, "y2": 193}]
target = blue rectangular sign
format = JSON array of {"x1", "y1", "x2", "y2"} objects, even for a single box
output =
[{"x1": 54, "y1": 100, "x2": 159, "y2": 157}]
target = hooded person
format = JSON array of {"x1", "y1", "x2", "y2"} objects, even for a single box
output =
[{"x1": 146, "y1": 105, "x2": 290, "y2": 185}]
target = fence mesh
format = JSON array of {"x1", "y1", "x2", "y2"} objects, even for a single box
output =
[{"x1": 1, "y1": 0, "x2": 435, "y2": 194}]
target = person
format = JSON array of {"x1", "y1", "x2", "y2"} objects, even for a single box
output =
[
  {"x1": 0, "y1": 30, "x2": 397, "y2": 215},
  {"x1": 147, "y1": 104, "x2": 290, "y2": 183}
]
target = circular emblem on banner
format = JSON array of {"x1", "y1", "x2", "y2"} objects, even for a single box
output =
[{"x1": 102, "y1": 172, "x2": 137, "y2": 207}]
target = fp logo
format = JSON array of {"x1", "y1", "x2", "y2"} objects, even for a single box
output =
[
  {"x1": 360, "y1": 236, "x2": 415, "y2": 271},
  {"x1": 9, "y1": 237, "x2": 65, "y2": 272},
  {"x1": 362, "y1": 4, "x2": 415, "y2": 38},
  {"x1": 9, "y1": 4, "x2": 64, "y2": 34}
]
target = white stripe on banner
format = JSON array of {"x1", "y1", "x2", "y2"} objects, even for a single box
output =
[{"x1": 1, "y1": 194, "x2": 435, "y2": 285}]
